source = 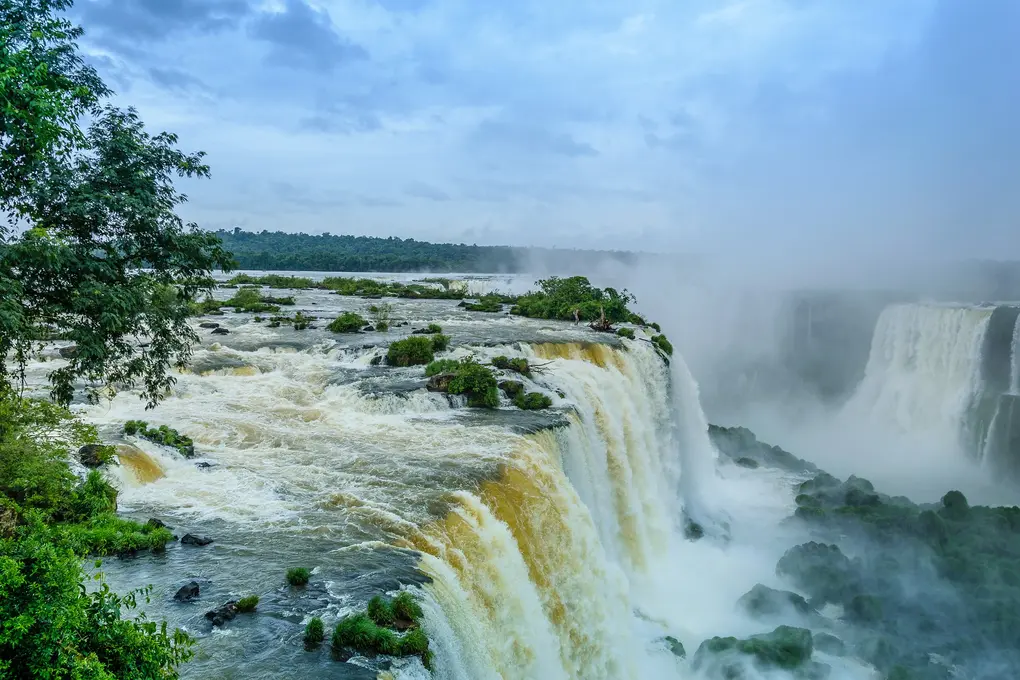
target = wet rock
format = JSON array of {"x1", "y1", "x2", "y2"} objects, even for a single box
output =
[
  {"x1": 738, "y1": 584, "x2": 816, "y2": 619},
  {"x1": 426, "y1": 374, "x2": 454, "y2": 392},
  {"x1": 684, "y1": 517, "x2": 704, "y2": 541},
  {"x1": 211, "y1": 327, "x2": 230, "y2": 335},
  {"x1": 195, "y1": 461, "x2": 214, "y2": 469},
  {"x1": 499, "y1": 380, "x2": 524, "y2": 398},
  {"x1": 363, "y1": 325, "x2": 375, "y2": 332},
  {"x1": 77, "y1": 444, "x2": 112, "y2": 468},
  {"x1": 146, "y1": 518, "x2": 171, "y2": 531},
  {"x1": 174, "y1": 581, "x2": 201, "y2": 602},
  {"x1": 205, "y1": 601, "x2": 238, "y2": 626},
  {"x1": 199, "y1": 322, "x2": 220, "y2": 329},
  {"x1": 736, "y1": 457, "x2": 760, "y2": 469},
  {"x1": 370, "y1": 356, "x2": 383, "y2": 366},
  {"x1": 58, "y1": 345, "x2": 78, "y2": 359},
  {"x1": 181, "y1": 534, "x2": 214, "y2": 546}
]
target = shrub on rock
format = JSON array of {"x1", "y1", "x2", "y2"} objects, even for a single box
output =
[
  {"x1": 286, "y1": 567, "x2": 311, "y2": 587},
  {"x1": 327, "y1": 312, "x2": 367, "y2": 333},
  {"x1": 386, "y1": 337, "x2": 435, "y2": 366}
]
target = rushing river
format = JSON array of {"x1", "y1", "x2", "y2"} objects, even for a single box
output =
[{"x1": 26, "y1": 276, "x2": 884, "y2": 680}]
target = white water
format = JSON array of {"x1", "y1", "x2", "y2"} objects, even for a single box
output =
[
  {"x1": 843, "y1": 303, "x2": 992, "y2": 449},
  {"x1": 1010, "y1": 313, "x2": 1020, "y2": 395}
]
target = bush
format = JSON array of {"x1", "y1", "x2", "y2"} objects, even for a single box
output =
[
  {"x1": 221, "y1": 287, "x2": 281, "y2": 314},
  {"x1": 327, "y1": 312, "x2": 367, "y2": 333},
  {"x1": 424, "y1": 324, "x2": 443, "y2": 334},
  {"x1": 651, "y1": 334, "x2": 673, "y2": 357},
  {"x1": 367, "y1": 595, "x2": 395, "y2": 626},
  {"x1": 376, "y1": 321, "x2": 389, "y2": 332},
  {"x1": 514, "y1": 392, "x2": 553, "y2": 410},
  {"x1": 447, "y1": 360, "x2": 499, "y2": 408},
  {"x1": 510, "y1": 276, "x2": 636, "y2": 322},
  {"x1": 286, "y1": 567, "x2": 311, "y2": 587},
  {"x1": 499, "y1": 380, "x2": 525, "y2": 398},
  {"x1": 431, "y1": 334, "x2": 450, "y2": 352},
  {"x1": 123, "y1": 421, "x2": 195, "y2": 457},
  {"x1": 332, "y1": 613, "x2": 398, "y2": 656},
  {"x1": 616, "y1": 327, "x2": 635, "y2": 340},
  {"x1": 491, "y1": 356, "x2": 530, "y2": 375},
  {"x1": 425, "y1": 359, "x2": 460, "y2": 377},
  {"x1": 386, "y1": 337, "x2": 435, "y2": 367},
  {"x1": 464, "y1": 295, "x2": 503, "y2": 313},
  {"x1": 304, "y1": 617, "x2": 325, "y2": 647},
  {"x1": 236, "y1": 595, "x2": 259, "y2": 613}
]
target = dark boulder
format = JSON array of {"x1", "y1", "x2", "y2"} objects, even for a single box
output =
[
  {"x1": 693, "y1": 625, "x2": 816, "y2": 677},
  {"x1": 499, "y1": 380, "x2": 524, "y2": 398},
  {"x1": 736, "y1": 457, "x2": 760, "y2": 469},
  {"x1": 211, "y1": 327, "x2": 230, "y2": 335},
  {"x1": 146, "y1": 518, "x2": 171, "y2": 531},
  {"x1": 737, "y1": 584, "x2": 816, "y2": 619},
  {"x1": 78, "y1": 444, "x2": 113, "y2": 468},
  {"x1": 776, "y1": 542, "x2": 860, "y2": 607},
  {"x1": 662, "y1": 635, "x2": 686, "y2": 659},
  {"x1": 195, "y1": 461, "x2": 214, "y2": 469},
  {"x1": 199, "y1": 322, "x2": 220, "y2": 329},
  {"x1": 812, "y1": 633, "x2": 846, "y2": 656},
  {"x1": 684, "y1": 515, "x2": 704, "y2": 541},
  {"x1": 58, "y1": 345, "x2": 78, "y2": 359},
  {"x1": 174, "y1": 581, "x2": 201, "y2": 602},
  {"x1": 181, "y1": 534, "x2": 214, "y2": 546},
  {"x1": 205, "y1": 601, "x2": 239, "y2": 626},
  {"x1": 427, "y1": 374, "x2": 454, "y2": 392},
  {"x1": 363, "y1": 325, "x2": 375, "y2": 332}
]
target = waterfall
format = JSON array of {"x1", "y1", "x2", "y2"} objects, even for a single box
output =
[
  {"x1": 843, "y1": 303, "x2": 992, "y2": 448},
  {"x1": 1010, "y1": 313, "x2": 1020, "y2": 395}
]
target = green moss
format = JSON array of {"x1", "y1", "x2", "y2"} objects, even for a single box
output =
[
  {"x1": 236, "y1": 595, "x2": 259, "y2": 613},
  {"x1": 327, "y1": 312, "x2": 367, "y2": 333},
  {"x1": 286, "y1": 567, "x2": 311, "y2": 587},
  {"x1": 386, "y1": 337, "x2": 435, "y2": 366},
  {"x1": 499, "y1": 380, "x2": 525, "y2": 398},
  {"x1": 616, "y1": 327, "x2": 635, "y2": 339},
  {"x1": 514, "y1": 392, "x2": 553, "y2": 410},
  {"x1": 304, "y1": 617, "x2": 325, "y2": 647}
]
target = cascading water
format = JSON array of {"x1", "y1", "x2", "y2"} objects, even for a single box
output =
[
  {"x1": 1010, "y1": 313, "x2": 1020, "y2": 395},
  {"x1": 843, "y1": 303, "x2": 993, "y2": 450}
]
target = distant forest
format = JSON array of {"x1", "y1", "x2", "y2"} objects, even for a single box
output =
[{"x1": 212, "y1": 229, "x2": 643, "y2": 273}]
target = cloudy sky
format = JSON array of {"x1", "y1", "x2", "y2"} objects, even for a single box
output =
[{"x1": 74, "y1": 0, "x2": 1018, "y2": 256}]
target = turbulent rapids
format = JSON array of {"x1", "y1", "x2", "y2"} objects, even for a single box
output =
[
  {"x1": 36, "y1": 280, "x2": 712, "y2": 680},
  {"x1": 24, "y1": 282, "x2": 1020, "y2": 680}
]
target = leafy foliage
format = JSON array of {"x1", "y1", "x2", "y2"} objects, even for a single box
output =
[
  {"x1": 425, "y1": 359, "x2": 461, "y2": 377},
  {"x1": 462, "y1": 295, "x2": 504, "y2": 312},
  {"x1": 430, "y1": 334, "x2": 450, "y2": 352},
  {"x1": 651, "y1": 334, "x2": 673, "y2": 356},
  {"x1": 123, "y1": 420, "x2": 194, "y2": 457},
  {"x1": 327, "y1": 312, "x2": 367, "y2": 333},
  {"x1": 491, "y1": 356, "x2": 530, "y2": 376},
  {"x1": 286, "y1": 567, "x2": 311, "y2": 587},
  {"x1": 226, "y1": 274, "x2": 315, "y2": 289},
  {"x1": 438, "y1": 359, "x2": 500, "y2": 408},
  {"x1": 1, "y1": 3, "x2": 233, "y2": 408},
  {"x1": 514, "y1": 392, "x2": 553, "y2": 411},
  {"x1": 616, "y1": 327, "x2": 635, "y2": 340},
  {"x1": 386, "y1": 337, "x2": 435, "y2": 367},
  {"x1": 510, "y1": 276, "x2": 636, "y2": 323},
  {"x1": 331, "y1": 591, "x2": 430, "y2": 668}
]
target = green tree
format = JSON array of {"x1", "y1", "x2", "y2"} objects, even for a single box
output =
[{"x1": 1, "y1": 0, "x2": 232, "y2": 408}]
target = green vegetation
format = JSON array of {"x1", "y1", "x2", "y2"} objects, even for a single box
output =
[
  {"x1": 226, "y1": 274, "x2": 316, "y2": 289},
  {"x1": 431, "y1": 334, "x2": 450, "y2": 352},
  {"x1": 514, "y1": 392, "x2": 553, "y2": 410},
  {"x1": 369, "y1": 302, "x2": 393, "y2": 332},
  {"x1": 425, "y1": 359, "x2": 461, "y2": 377},
  {"x1": 651, "y1": 334, "x2": 674, "y2": 356},
  {"x1": 0, "y1": 388, "x2": 186, "y2": 677},
  {"x1": 491, "y1": 356, "x2": 531, "y2": 376},
  {"x1": 268, "y1": 311, "x2": 316, "y2": 330},
  {"x1": 0, "y1": 3, "x2": 232, "y2": 410},
  {"x1": 321, "y1": 277, "x2": 464, "y2": 300},
  {"x1": 331, "y1": 591, "x2": 431, "y2": 668},
  {"x1": 124, "y1": 420, "x2": 195, "y2": 458},
  {"x1": 693, "y1": 626, "x2": 823, "y2": 679},
  {"x1": 616, "y1": 327, "x2": 636, "y2": 340},
  {"x1": 191, "y1": 287, "x2": 298, "y2": 316},
  {"x1": 386, "y1": 337, "x2": 437, "y2": 367},
  {"x1": 427, "y1": 359, "x2": 500, "y2": 408},
  {"x1": 718, "y1": 425, "x2": 1020, "y2": 679},
  {"x1": 499, "y1": 380, "x2": 525, "y2": 398},
  {"x1": 463, "y1": 295, "x2": 504, "y2": 312},
  {"x1": 304, "y1": 617, "x2": 325, "y2": 647},
  {"x1": 417, "y1": 323, "x2": 443, "y2": 334},
  {"x1": 236, "y1": 595, "x2": 259, "y2": 613},
  {"x1": 510, "y1": 276, "x2": 636, "y2": 323},
  {"x1": 327, "y1": 312, "x2": 367, "y2": 333},
  {"x1": 286, "y1": 567, "x2": 311, "y2": 587}
]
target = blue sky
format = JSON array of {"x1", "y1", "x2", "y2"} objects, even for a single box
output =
[{"x1": 74, "y1": 0, "x2": 1019, "y2": 256}]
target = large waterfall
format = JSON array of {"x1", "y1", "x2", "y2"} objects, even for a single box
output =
[
  {"x1": 73, "y1": 303, "x2": 719, "y2": 680},
  {"x1": 843, "y1": 303, "x2": 993, "y2": 450}
]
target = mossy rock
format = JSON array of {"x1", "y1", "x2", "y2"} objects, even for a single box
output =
[
  {"x1": 812, "y1": 633, "x2": 845, "y2": 656},
  {"x1": 737, "y1": 584, "x2": 816, "y2": 619},
  {"x1": 735, "y1": 457, "x2": 759, "y2": 469},
  {"x1": 693, "y1": 626, "x2": 815, "y2": 676}
]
